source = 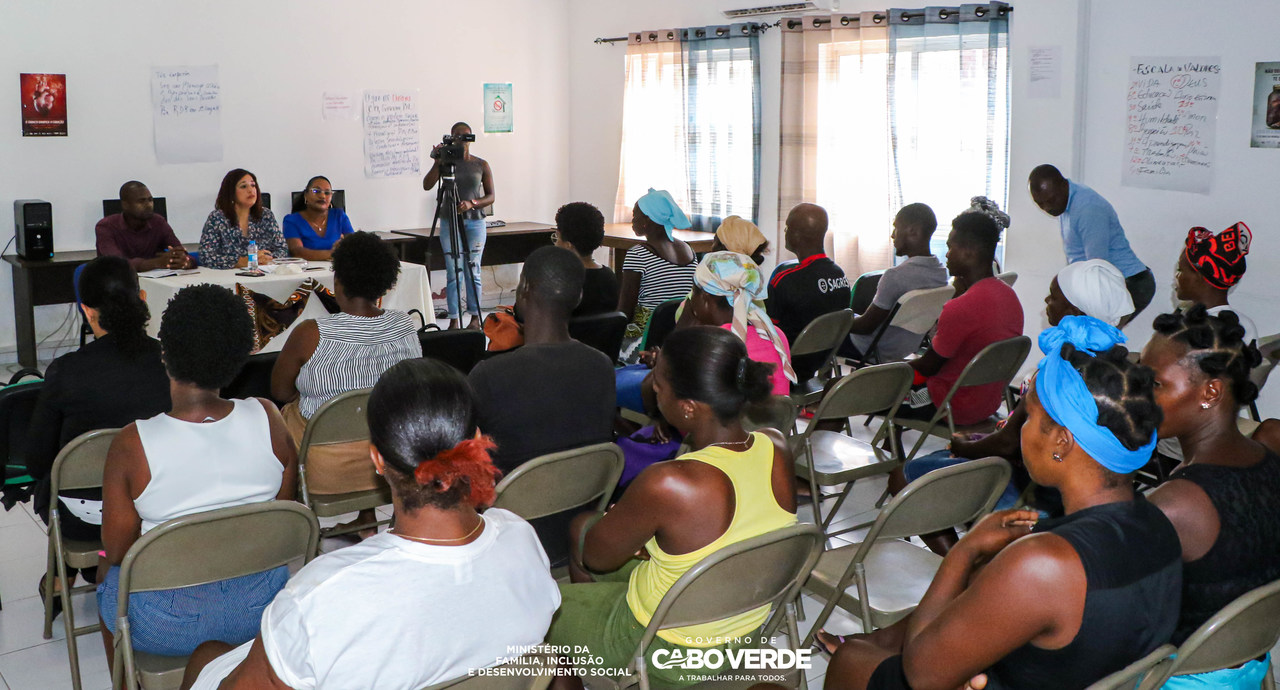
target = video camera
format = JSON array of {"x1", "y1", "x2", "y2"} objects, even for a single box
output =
[{"x1": 430, "y1": 132, "x2": 476, "y2": 166}]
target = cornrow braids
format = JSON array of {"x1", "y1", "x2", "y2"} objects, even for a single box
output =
[
  {"x1": 1060, "y1": 343, "x2": 1163, "y2": 452},
  {"x1": 1152, "y1": 304, "x2": 1262, "y2": 406}
]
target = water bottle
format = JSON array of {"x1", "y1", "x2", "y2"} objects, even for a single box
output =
[{"x1": 247, "y1": 239, "x2": 259, "y2": 272}]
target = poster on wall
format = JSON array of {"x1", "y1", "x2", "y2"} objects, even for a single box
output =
[
  {"x1": 363, "y1": 90, "x2": 420, "y2": 178},
  {"x1": 20, "y1": 73, "x2": 67, "y2": 136},
  {"x1": 322, "y1": 92, "x2": 357, "y2": 121},
  {"x1": 483, "y1": 83, "x2": 513, "y2": 133},
  {"x1": 151, "y1": 65, "x2": 223, "y2": 164},
  {"x1": 1250, "y1": 62, "x2": 1280, "y2": 149},
  {"x1": 1121, "y1": 56, "x2": 1220, "y2": 194}
]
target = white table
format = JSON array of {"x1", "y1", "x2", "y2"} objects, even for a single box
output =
[{"x1": 140, "y1": 261, "x2": 431, "y2": 354}]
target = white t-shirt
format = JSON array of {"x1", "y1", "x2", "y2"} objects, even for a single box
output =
[{"x1": 192, "y1": 508, "x2": 560, "y2": 690}]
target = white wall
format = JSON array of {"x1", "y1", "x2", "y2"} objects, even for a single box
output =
[{"x1": 0, "y1": 0, "x2": 571, "y2": 357}]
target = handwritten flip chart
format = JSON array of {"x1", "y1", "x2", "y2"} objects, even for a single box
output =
[
  {"x1": 1122, "y1": 57, "x2": 1220, "y2": 194},
  {"x1": 363, "y1": 90, "x2": 420, "y2": 178},
  {"x1": 151, "y1": 65, "x2": 223, "y2": 164}
]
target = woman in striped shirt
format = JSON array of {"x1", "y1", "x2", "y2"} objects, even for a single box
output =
[
  {"x1": 618, "y1": 189, "x2": 698, "y2": 352},
  {"x1": 271, "y1": 231, "x2": 421, "y2": 535}
]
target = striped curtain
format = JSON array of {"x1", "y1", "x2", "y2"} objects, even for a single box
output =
[{"x1": 613, "y1": 32, "x2": 689, "y2": 224}]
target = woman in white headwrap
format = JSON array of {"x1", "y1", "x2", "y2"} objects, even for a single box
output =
[{"x1": 1048, "y1": 259, "x2": 1134, "y2": 327}]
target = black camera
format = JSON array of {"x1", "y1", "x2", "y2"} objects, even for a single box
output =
[{"x1": 430, "y1": 132, "x2": 476, "y2": 165}]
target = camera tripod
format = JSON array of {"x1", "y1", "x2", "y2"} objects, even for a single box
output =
[{"x1": 427, "y1": 162, "x2": 477, "y2": 324}]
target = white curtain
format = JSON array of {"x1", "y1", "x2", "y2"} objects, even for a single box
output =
[{"x1": 614, "y1": 34, "x2": 689, "y2": 224}]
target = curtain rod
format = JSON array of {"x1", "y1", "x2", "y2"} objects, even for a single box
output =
[
  {"x1": 783, "y1": 4, "x2": 1012, "y2": 30},
  {"x1": 595, "y1": 22, "x2": 770, "y2": 45}
]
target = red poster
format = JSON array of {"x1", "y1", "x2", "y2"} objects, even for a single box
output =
[{"x1": 20, "y1": 73, "x2": 67, "y2": 136}]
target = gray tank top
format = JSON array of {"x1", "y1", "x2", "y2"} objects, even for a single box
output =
[{"x1": 452, "y1": 158, "x2": 488, "y2": 219}]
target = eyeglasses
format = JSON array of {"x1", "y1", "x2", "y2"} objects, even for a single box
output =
[{"x1": 308, "y1": 188, "x2": 335, "y2": 196}]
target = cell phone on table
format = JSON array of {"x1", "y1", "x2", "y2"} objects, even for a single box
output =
[{"x1": 235, "y1": 270, "x2": 266, "y2": 277}]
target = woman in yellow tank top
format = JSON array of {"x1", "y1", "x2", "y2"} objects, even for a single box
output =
[{"x1": 547, "y1": 326, "x2": 798, "y2": 688}]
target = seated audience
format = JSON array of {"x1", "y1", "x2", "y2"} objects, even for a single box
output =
[
  {"x1": 550, "y1": 326, "x2": 797, "y2": 687},
  {"x1": 824, "y1": 317, "x2": 1181, "y2": 690},
  {"x1": 618, "y1": 188, "x2": 697, "y2": 351},
  {"x1": 199, "y1": 168, "x2": 288, "y2": 269},
  {"x1": 1144, "y1": 306, "x2": 1280, "y2": 687},
  {"x1": 97, "y1": 284, "x2": 298, "y2": 660},
  {"x1": 281, "y1": 175, "x2": 355, "y2": 260},
  {"x1": 1174, "y1": 222, "x2": 1256, "y2": 342},
  {"x1": 26, "y1": 257, "x2": 171, "y2": 609},
  {"x1": 95, "y1": 181, "x2": 193, "y2": 270},
  {"x1": 766, "y1": 203, "x2": 851, "y2": 379},
  {"x1": 553, "y1": 201, "x2": 619, "y2": 317},
  {"x1": 271, "y1": 231, "x2": 420, "y2": 534},
  {"x1": 841, "y1": 202, "x2": 946, "y2": 364},
  {"x1": 712, "y1": 214, "x2": 769, "y2": 265},
  {"x1": 182, "y1": 358, "x2": 561, "y2": 690}
]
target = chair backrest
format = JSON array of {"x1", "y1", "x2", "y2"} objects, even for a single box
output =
[
  {"x1": 996, "y1": 271, "x2": 1018, "y2": 287},
  {"x1": 299, "y1": 388, "x2": 371, "y2": 452},
  {"x1": 103, "y1": 197, "x2": 168, "y2": 219},
  {"x1": 791, "y1": 309, "x2": 855, "y2": 359},
  {"x1": 221, "y1": 351, "x2": 280, "y2": 403},
  {"x1": 1085, "y1": 645, "x2": 1174, "y2": 690},
  {"x1": 420, "y1": 329, "x2": 486, "y2": 374},
  {"x1": 568, "y1": 311, "x2": 629, "y2": 363},
  {"x1": 1248, "y1": 333, "x2": 1280, "y2": 393},
  {"x1": 1154, "y1": 577, "x2": 1280, "y2": 680},
  {"x1": 0, "y1": 375, "x2": 44, "y2": 472},
  {"x1": 261, "y1": 191, "x2": 272, "y2": 210},
  {"x1": 117, "y1": 501, "x2": 318, "y2": 597},
  {"x1": 50, "y1": 429, "x2": 120, "y2": 495},
  {"x1": 491, "y1": 443, "x2": 624, "y2": 519},
  {"x1": 290, "y1": 189, "x2": 347, "y2": 213},
  {"x1": 850, "y1": 270, "x2": 885, "y2": 315},
  {"x1": 887, "y1": 284, "x2": 954, "y2": 336},
  {"x1": 942, "y1": 336, "x2": 1032, "y2": 404},
  {"x1": 638, "y1": 523, "x2": 824, "y2": 647},
  {"x1": 857, "y1": 457, "x2": 1010, "y2": 551},
  {"x1": 742, "y1": 395, "x2": 798, "y2": 434},
  {"x1": 641, "y1": 298, "x2": 683, "y2": 351},
  {"x1": 810, "y1": 362, "x2": 915, "y2": 423}
]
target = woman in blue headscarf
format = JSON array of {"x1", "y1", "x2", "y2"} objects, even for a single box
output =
[
  {"x1": 824, "y1": 316, "x2": 1184, "y2": 690},
  {"x1": 617, "y1": 189, "x2": 698, "y2": 352}
]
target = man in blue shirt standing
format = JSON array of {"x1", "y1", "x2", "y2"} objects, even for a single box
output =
[{"x1": 1029, "y1": 164, "x2": 1154, "y2": 326}]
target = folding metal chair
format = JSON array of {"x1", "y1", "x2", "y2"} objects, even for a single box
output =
[
  {"x1": 789, "y1": 309, "x2": 855, "y2": 407},
  {"x1": 995, "y1": 271, "x2": 1018, "y2": 287},
  {"x1": 569, "y1": 311, "x2": 629, "y2": 364},
  {"x1": 491, "y1": 442, "x2": 624, "y2": 520},
  {"x1": 1085, "y1": 645, "x2": 1175, "y2": 690},
  {"x1": 850, "y1": 284, "x2": 953, "y2": 367},
  {"x1": 296, "y1": 388, "x2": 391, "y2": 539}
]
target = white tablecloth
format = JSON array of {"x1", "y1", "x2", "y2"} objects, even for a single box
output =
[{"x1": 140, "y1": 261, "x2": 431, "y2": 354}]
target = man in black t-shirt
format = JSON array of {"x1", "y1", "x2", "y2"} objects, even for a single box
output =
[{"x1": 766, "y1": 203, "x2": 851, "y2": 381}]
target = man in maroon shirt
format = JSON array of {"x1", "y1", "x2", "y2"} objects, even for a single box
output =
[{"x1": 95, "y1": 181, "x2": 193, "y2": 270}]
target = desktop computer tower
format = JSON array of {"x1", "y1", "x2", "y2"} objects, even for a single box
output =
[{"x1": 13, "y1": 199, "x2": 53, "y2": 260}]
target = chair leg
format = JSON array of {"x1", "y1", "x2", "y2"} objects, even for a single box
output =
[
  {"x1": 42, "y1": 538, "x2": 56, "y2": 639},
  {"x1": 58, "y1": 554, "x2": 83, "y2": 690}
]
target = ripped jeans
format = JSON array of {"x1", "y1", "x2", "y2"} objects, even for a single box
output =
[{"x1": 439, "y1": 216, "x2": 487, "y2": 318}]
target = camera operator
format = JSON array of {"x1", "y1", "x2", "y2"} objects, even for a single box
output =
[{"x1": 423, "y1": 121, "x2": 496, "y2": 330}]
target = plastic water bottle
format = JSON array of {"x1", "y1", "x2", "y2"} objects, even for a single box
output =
[{"x1": 247, "y1": 239, "x2": 259, "y2": 272}]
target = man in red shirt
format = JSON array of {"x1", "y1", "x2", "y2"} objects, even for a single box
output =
[{"x1": 95, "y1": 181, "x2": 193, "y2": 271}]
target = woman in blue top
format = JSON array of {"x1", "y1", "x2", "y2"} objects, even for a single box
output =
[{"x1": 282, "y1": 175, "x2": 355, "y2": 261}]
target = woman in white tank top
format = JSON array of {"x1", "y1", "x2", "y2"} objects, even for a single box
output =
[{"x1": 97, "y1": 284, "x2": 298, "y2": 664}]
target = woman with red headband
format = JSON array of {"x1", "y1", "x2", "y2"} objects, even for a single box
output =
[
  {"x1": 182, "y1": 359, "x2": 561, "y2": 690},
  {"x1": 1173, "y1": 222, "x2": 1256, "y2": 343}
]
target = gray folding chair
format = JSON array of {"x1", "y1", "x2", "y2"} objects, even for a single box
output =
[
  {"x1": 789, "y1": 309, "x2": 856, "y2": 406},
  {"x1": 802, "y1": 457, "x2": 1010, "y2": 643},
  {"x1": 1142, "y1": 577, "x2": 1280, "y2": 689},
  {"x1": 618, "y1": 523, "x2": 825, "y2": 690},
  {"x1": 896, "y1": 335, "x2": 1032, "y2": 462},
  {"x1": 491, "y1": 442, "x2": 624, "y2": 520},
  {"x1": 995, "y1": 271, "x2": 1018, "y2": 287},
  {"x1": 112, "y1": 501, "x2": 320, "y2": 690},
  {"x1": 742, "y1": 395, "x2": 799, "y2": 436},
  {"x1": 1248, "y1": 333, "x2": 1280, "y2": 421},
  {"x1": 851, "y1": 284, "x2": 953, "y2": 366},
  {"x1": 423, "y1": 651, "x2": 556, "y2": 690},
  {"x1": 296, "y1": 388, "x2": 391, "y2": 539},
  {"x1": 1085, "y1": 645, "x2": 1175, "y2": 690},
  {"x1": 43, "y1": 428, "x2": 119, "y2": 690},
  {"x1": 791, "y1": 363, "x2": 914, "y2": 537}
]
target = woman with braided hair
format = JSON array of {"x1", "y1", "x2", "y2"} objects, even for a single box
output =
[
  {"x1": 826, "y1": 316, "x2": 1182, "y2": 690},
  {"x1": 1145, "y1": 305, "x2": 1279, "y2": 688},
  {"x1": 550, "y1": 326, "x2": 797, "y2": 688},
  {"x1": 183, "y1": 358, "x2": 560, "y2": 690}
]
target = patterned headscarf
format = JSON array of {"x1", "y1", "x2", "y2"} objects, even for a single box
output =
[
  {"x1": 1184, "y1": 222, "x2": 1251, "y2": 289},
  {"x1": 694, "y1": 251, "x2": 796, "y2": 383},
  {"x1": 715, "y1": 216, "x2": 768, "y2": 257},
  {"x1": 968, "y1": 196, "x2": 1011, "y2": 230},
  {"x1": 636, "y1": 188, "x2": 691, "y2": 240}
]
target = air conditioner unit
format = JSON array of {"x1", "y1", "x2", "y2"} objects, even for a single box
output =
[{"x1": 723, "y1": 2, "x2": 820, "y2": 19}]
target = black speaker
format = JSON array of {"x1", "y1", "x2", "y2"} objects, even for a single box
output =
[{"x1": 13, "y1": 200, "x2": 53, "y2": 260}]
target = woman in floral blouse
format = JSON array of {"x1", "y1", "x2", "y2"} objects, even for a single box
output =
[{"x1": 199, "y1": 168, "x2": 288, "y2": 269}]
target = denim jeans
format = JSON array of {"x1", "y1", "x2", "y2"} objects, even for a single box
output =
[{"x1": 439, "y1": 216, "x2": 487, "y2": 318}]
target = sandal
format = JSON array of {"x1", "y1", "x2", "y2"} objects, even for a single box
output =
[
  {"x1": 38, "y1": 574, "x2": 63, "y2": 621},
  {"x1": 812, "y1": 629, "x2": 849, "y2": 656}
]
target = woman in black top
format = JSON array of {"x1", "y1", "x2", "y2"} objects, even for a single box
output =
[
  {"x1": 826, "y1": 316, "x2": 1182, "y2": 690},
  {"x1": 1146, "y1": 307, "x2": 1280, "y2": 659},
  {"x1": 553, "y1": 201, "x2": 618, "y2": 317},
  {"x1": 26, "y1": 258, "x2": 170, "y2": 601}
]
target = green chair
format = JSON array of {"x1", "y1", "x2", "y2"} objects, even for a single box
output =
[
  {"x1": 0, "y1": 369, "x2": 45, "y2": 511},
  {"x1": 296, "y1": 388, "x2": 392, "y2": 539},
  {"x1": 42, "y1": 428, "x2": 119, "y2": 690},
  {"x1": 112, "y1": 501, "x2": 320, "y2": 690},
  {"x1": 802, "y1": 457, "x2": 1010, "y2": 643},
  {"x1": 1084, "y1": 645, "x2": 1175, "y2": 690},
  {"x1": 492, "y1": 442, "x2": 624, "y2": 520}
]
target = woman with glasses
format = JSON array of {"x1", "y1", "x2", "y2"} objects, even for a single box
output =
[{"x1": 282, "y1": 175, "x2": 355, "y2": 261}]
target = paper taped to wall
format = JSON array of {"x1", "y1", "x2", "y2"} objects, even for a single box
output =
[
  {"x1": 151, "y1": 65, "x2": 223, "y2": 164},
  {"x1": 1121, "y1": 56, "x2": 1220, "y2": 194},
  {"x1": 363, "y1": 90, "x2": 420, "y2": 178}
]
